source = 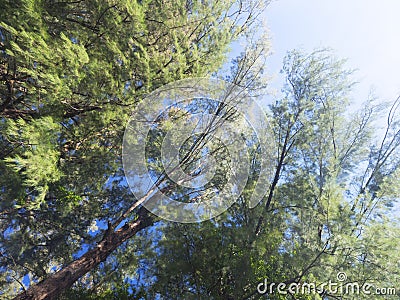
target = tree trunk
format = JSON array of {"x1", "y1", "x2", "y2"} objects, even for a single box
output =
[{"x1": 13, "y1": 209, "x2": 153, "y2": 300}]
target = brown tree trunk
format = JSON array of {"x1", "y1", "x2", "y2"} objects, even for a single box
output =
[{"x1": 13, "y1": 209, "x2": 153, "y2": 300}]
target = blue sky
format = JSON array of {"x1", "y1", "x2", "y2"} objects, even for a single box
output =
[{"x1": 263, "y1": 0, "x2": 400, "y2": 104}]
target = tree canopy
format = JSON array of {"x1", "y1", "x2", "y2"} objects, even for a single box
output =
[{"x1": 1, "y1": 1, "x2": 399, "y2": 300}]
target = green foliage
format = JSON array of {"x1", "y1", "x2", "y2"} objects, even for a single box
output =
[
  {"x1": 0, "y1": 0, "x2": 267, "y2": 298},
  {"x1": 131, "y1": 50, "x2": 400, "y2": 300},
  {"x1": 1, "y1": 0, "x2": 398, "y2": 299},
  {"x1": 4, "y1": 116, "x2": 62, "y2": 207}
]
